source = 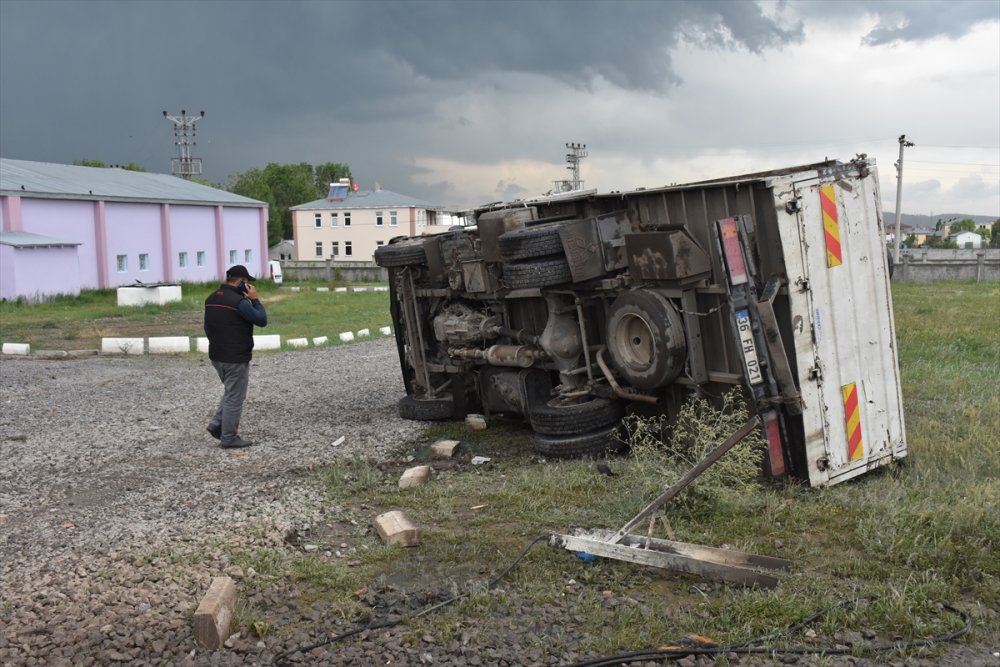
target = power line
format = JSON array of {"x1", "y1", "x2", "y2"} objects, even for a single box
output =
[{"x1": 907, "y1": 159, "x2": 1000, "y2": 167}]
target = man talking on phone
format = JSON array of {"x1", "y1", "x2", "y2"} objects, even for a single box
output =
[{"x1": 203, "y1": 265, "x2": 268, "y2": 449}]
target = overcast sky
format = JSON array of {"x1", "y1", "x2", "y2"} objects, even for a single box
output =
[{"x1": 1, "y1": 0, "x2": 998, "y2": 217}]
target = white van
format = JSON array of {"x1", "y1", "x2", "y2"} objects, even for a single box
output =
[{"x1": 268, "y1": 260, "x2": 283, "y2": 284}]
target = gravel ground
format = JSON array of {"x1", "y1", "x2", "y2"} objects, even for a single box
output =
[{"x1": 0, "y1": 339, "x2": 994, "y2": 667}]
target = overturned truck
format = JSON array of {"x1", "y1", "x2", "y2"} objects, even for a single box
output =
[{"x1": 375, "y1": 157, "x2": 906, "y2": 487}]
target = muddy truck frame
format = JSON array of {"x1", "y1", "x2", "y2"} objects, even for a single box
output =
[{"x1": 375, "y1": 157, "x2": 906, "y2": 487}]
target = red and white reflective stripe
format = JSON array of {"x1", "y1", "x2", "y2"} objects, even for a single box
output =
[
  {"x1": 718, "y1": 217, "x2": 748, "y2": 285},
  {"x1": 821, "y1": 184, "x2": 843, "y2": 268},
  {"x1": 842, "y1": 382, "x2": 864, "y2": 461}
]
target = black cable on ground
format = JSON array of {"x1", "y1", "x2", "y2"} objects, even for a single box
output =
[
  {"x1": 272, "y1": 533, "x2": 552, "y2": 665},
  {"x1": 562, "y1": 598, "x2": 972, "y2": 667},
  {"x1": 273, "y1": 535, "x2": 971, "y2": 666}
]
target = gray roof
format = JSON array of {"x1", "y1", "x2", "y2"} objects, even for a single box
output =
[
  {"x1": 290, "y1": 188, "x2": 438, "y2": 211},
  {"x1": 0, "y1": 231, "x2": 81, "y2": 247},
  {"x1": 0, "y1": 158, "x2": 265, "y2": 207}
]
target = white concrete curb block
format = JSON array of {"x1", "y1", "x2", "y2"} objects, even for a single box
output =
[
  {"x1": 353, "y1": 286, "x2": 369, "y2": 292},
  {"x1": 373, "y1": 286, "x2": 389, "y2": 292},
  {"x1": 290, "y1": 286, "x2": 301, "y2": 292},
  {"x1": 357, "y1": 328, "x2": 370, "y2": 337},
  {"x1": 253, "y1": 334, "x2": 282, "y2": 350},
  {"x1": 312, "y1": 336, "x2": 329, "y2": 346},
  {"x1": 102, "y1": 337, "x2": 144, "y2": 355},
  {"x1": 286, "y1": 338, "x2": 309, "y2": 348},
  {"x1": 316, "y1": 287, "x2": 329, "y2": 292},
  {"x1": 2, "y1": 343, "x2": 30, "y2": 355},
  {"x1": 380, "y1": 326, "x2": 392, "y2": 336},
  {"x1": 196, "y1": 337, "x2": 209, "y2": 353},
  {"x1": 339, "y1": 332, "x2": 355, "y2": 342},
  {"x1": 335, "y1": 287, "x2": 348, "y2": 293},
  {"x1": 147, "y1": 336, "x2": 191, "y2": 354}
]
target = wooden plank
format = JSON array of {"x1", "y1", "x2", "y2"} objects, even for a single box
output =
[
  {"x1": 551, "y1": 534, "x2": 781, "y2": 589},
  {"x1": 614, "y1": 533, "x2": 791, "y2": 571}
]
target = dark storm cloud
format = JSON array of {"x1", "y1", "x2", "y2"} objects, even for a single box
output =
[{"x1": 861, "y1": 0, "x2": 999, "y2": 45}]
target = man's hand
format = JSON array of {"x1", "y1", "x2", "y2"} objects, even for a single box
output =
[{"x1": 245, "y1": 283, "x2": 260, "y2": 300}]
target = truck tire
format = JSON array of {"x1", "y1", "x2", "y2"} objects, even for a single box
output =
[
  {"x1": 503, "y1": 257, "x2": 572, "y2": 289},
  {"x1": 529, "y1": 397, "x2": 623, "y2": 435},
  {"x1": 498, "y1": 224, "x2": 566, "y2": 261},
  {"x1": 606, "y1": 290, "x2": 686, "y2": 390},
  {"x1": 534, "y1": 424, "x2": 623, "y2": 458},
  {"x1": 375, "y1": 242, "x2": 426, "y2": 268},
  {"x1": 398, "y1": 394, "x2": 454, "y2": 420}
]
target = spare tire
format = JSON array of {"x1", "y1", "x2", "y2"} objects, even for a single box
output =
[
  {"x1": 375, "y1": 241, "x2": 427, "y2": 268},
  {"x1": 503, "y1": 257, "x2": 572, "y2": 289},
  {"x1": 606, "y1": 290, "x2": 686, "y2": 390},
  {"x1": 529, "y1": 397, "x2": 623, "y2": 436},
  {"x1": 498, "y1": 224, "x2": 566, "y2": 261}
]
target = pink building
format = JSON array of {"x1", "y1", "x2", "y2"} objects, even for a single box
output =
[{"x1": 0, "y1": 158, "x2": 267, "y2": 301}]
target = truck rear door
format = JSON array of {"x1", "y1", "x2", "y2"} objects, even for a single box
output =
[{"x1": 774, "y1": 162, "x2": 907, "y2": 486}]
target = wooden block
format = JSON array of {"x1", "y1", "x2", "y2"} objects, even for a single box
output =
[
  {"x1": 430, "y1": 440, "x2": 460, "y2": 458},
  {"x1": 465, "y1": 414, "x2": 487, "y2": 430},
  {"x1": 193, "y1": 577, "x2": 237, "y2": 650},
  {"x1": 374, "y1": 511, "x2": 421, "y2": 547},
  {"x1": 398, "y1": 465, "x2": 431, "y2": 488}
]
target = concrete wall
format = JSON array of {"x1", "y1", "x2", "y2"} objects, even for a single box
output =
[
  {"x1": 894, "y1": 249, "x2": 1000, "y2": 283},
  {"x1": 281, "y1": 260, "x2": 388, "y2": 283},
  {"x1": 0, "y1": 245, "x2": 82, "y2": 301}
]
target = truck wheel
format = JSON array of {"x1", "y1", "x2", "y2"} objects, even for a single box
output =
[
  {"x1": 498, "y1": 224, "x2": 566, "y2": 261},
  {"x1": 375, "y1": 242, "x2": 427, "y2": 268},
  {"x1": 398, "y1": 394, "x2": 454, "y2": 420},
  {"x1": 529, "y1": 397, "x2": 623, "y2": 435},
  {"x1": 504, "y1": 257, "x2": 572, "y2": 289},
  {"x1": 606, "y1": 290, "x2": 686, "y2": 390},
  {"x1": 533, "y1": 424, "x2": 624, "y2": 458}
]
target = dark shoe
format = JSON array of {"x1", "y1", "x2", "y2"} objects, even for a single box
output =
[
  {"x1": 207, "y1": 425, "x2": 221, "y2": 440},
  {"x1": 220, "y1": 436, "x2": 254, "y2": 449}
]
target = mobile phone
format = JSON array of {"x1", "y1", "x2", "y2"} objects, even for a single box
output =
[{"x1": 238, "y1": 280, "x2": 248, "y2": 294}]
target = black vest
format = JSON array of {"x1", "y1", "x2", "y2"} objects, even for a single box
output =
[{"x1": 204, "y1": 285, "x2": 255, "y2": 363}]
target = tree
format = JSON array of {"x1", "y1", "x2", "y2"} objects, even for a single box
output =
[
  {"x1": 992, "y1": 220, "x2": 1000, "y2": 248},
  {"x1": 228, "y1": 161, "x2": 353, "y2": 245},
  {"x1": 229, "y1": 162, "x2": 318, "y2": 245},
  {"x1": 313, "y1": 162, "x2": 352, "y2": 197},
  {"x1": 951, "y1": 218, "x2": 978, "y2": 234}
]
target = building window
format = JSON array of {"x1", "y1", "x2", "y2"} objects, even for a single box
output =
[
  {"x1": 344, "y1": 212, "x2": 351, "y2": 227},
  {"x1": 116, "y1": 255, "x2": 128, "y2": 272},
  {"x1": 390, "y1": 211, "x2": 398, "y2": 226},
  {"x1": 245, "y1": 249, "x2": 252, "y2": 263},
  {"x1": 345, "y1": 241, "x2": 352, "y2": 257},
  {"x1": 178, "y1": 252, "x2": 188, "y2": 268},
  {"x1": 331, "y1": 212, "x2": 338, "y2": 226},
  {"x1": 139, "y1": 253, "x2": 150, "y2": 271},
  {"x1": 315, "y1": 213, "x2": 322, "y2": 228},
  {"x1": 376, "y1": 211, "x2": 383, "y2": 226},
  {"x1": 197, "y1": 251, "x2": 206, "y2": 267},
  {"x1": 229, "y1": 250, "x2": 237, "y2": 264},
  {"x1": 331, "y1": 241, "x2": 339, "y2": 257},
  {"x1": 315, "y1": 241, "x2": 323, "y2": 257}
]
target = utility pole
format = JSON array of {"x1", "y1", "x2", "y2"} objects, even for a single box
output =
[
  {"x1": 894, "y1": 134, "x2": 914, "y2": 263},
  {"x1": 553, "y1": 142, "x2": 588, "y2": 193},
  {"x1": 162, "y1": 109, "x2": 205, "y2": 179}
]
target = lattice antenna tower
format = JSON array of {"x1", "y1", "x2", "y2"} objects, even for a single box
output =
[
  {"x1": 162, "y1": 109, "x2": 205, "y2": 179},
  {"x1": 554, "y1": 142, "x2": 588, "y2": 192}
]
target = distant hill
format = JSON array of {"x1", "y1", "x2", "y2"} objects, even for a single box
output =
[{"x1": 883, "y1": 212, "x2": 998, "y2": 229}]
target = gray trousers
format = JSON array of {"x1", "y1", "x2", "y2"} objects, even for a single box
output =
[{"x1": 209, "y1": 360, "x2": 250, "y2": 443}]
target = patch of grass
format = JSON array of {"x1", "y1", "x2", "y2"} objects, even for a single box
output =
[
  {"x1": 290, "y1": 281, "x2": 998, "y2": 657},
  {"x1": 0, "y1": 280, "x2": 390, "y2": 350}
]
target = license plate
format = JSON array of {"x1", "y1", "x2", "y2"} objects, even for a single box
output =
[{"x1": 736, "y1": 309, "x2": 763, "y2": 385}]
